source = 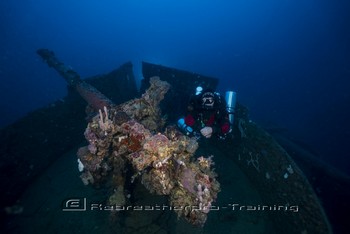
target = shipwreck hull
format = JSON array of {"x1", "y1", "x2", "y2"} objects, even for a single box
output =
[
  {"x1": 1, "y1": 59, "x2": 333, "y2": 233},
  {"x1": 0, "y1": 62, "x2": 138, "y2": 216},
  {"x1": 142, "y1": 64, "x2": 332, "y2": 233}
]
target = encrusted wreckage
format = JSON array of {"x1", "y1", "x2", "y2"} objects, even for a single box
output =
[
  {"x1": 37, "y1": 49, "x2": 220, "y2": 226},
  {"x1": 78, "y1": 77, "x2": 220, "y2": 226},
  {"x1": 34, "y1": 49, "x2": 335, "y2": 233}
]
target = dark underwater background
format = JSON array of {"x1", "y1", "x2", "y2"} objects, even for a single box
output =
[{"x1": 2, "y1": 0, "x2": 349, "y2": 174}]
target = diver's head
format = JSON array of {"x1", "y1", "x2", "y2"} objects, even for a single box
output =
[{"x1": 201, "y1": 90, "x2": 215, "y2": 109}]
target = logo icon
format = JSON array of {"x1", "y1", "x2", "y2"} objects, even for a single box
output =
[{"x1": 62, "y1": 198, "x2": 86, "y2": 211}]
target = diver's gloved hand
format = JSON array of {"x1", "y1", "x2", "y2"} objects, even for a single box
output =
[{"x1": 200, "y1": 127, "x2": 213, "y2": 138}]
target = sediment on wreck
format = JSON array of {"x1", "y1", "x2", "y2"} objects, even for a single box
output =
[{"x1": 216, "y1": 114, "x2": 332, "y2": 233}]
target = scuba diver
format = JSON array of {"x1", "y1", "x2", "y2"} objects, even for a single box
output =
[{"x1": 178, "y1": 86, "x2": 236, "y2": 139}]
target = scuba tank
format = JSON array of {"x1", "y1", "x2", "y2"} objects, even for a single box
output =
[{"x1": 225, "y1": 91, "x2": 237, "y2": 131}]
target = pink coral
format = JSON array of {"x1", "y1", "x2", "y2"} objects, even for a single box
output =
[
  {"x1": 127, "y1": 151, "x2": 153, "y2": 171},
  {"x1": 121, "y1": 120, "x2": 152, "y2": 141},
  {"x1": 143, "y1": 134, "x2": 169, "y2": 154},
  {"x1": 84, "y1": 127, "x2": 97, "y2": 144},
  {"x1": 88, "y1": 144, "x2": 97, "y2": 154},
  {"x1": 179, "y1": 167, "x2": 197, "y2": 194}
]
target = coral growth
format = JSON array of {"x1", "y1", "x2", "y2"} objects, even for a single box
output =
[
  {"x1": 119, "y1": 76, "x2": 170, "y2": 131},
  {"x1": 76, "y1": 77, "x2": 220, "y2": 227},
  {"x1": 171, "y1": 161, "x2": 220, "y2": 226}
]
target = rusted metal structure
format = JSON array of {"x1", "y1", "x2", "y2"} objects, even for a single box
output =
[{"x1": 0, "y1": 49, "x2": 337, "y2": 233}]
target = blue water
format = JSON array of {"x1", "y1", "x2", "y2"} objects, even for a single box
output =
[{"x1": 1, "y1": 0, "x2": 349, "y2": 174}]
